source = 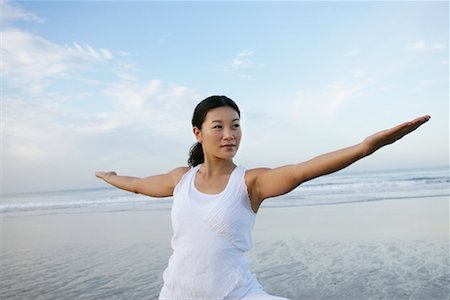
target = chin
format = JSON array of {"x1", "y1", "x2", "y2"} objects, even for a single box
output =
[{"x1": 219, "y1": 153, "x2": 237, "y2": 160}]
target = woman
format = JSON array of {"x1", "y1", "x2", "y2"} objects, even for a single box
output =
[{"x1": 95, "y1": 95, "x2": 430, "y2": 299}]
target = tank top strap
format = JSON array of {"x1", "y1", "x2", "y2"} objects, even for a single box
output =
[
  {"x1": 231, "y1": 166, "x2": 247, "y2": 190},
  {"x1": 234, "y1": 165, "x2": 246, "y2": 180},
  {"x1": 173, "y1": 165, "x2": 199, "y2": 197}
]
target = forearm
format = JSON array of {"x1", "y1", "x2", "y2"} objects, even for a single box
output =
[
  {"x1": 297, "y1": 142, "x2": 368, "y2": 183},
  {"x1": 100, "y1": 174, "x2": 141, "y2": 193},
  {"x1": 253, "y1": 116, "x2": 429, "y2": 200}
]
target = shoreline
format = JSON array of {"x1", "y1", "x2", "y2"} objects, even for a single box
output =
[{"x1": 2, "y1": 195, "x2": 448, "y2": 244}]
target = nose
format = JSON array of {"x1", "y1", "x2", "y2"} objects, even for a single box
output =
[{"x1": 223, "y1": 128, "x2": 234, "y2": 140}]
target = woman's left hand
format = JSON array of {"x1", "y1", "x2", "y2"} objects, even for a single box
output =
[{"x1": 362, "y1": 115, "x2": 431, "y2": 155}]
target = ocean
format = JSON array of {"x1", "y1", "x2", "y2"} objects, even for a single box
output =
[
  {"x1": 1, "y1": 166, "x2": 449, "y2": 299},
  {"x1": 1, "y1": 166, "x2": 449, "y2": 215}
]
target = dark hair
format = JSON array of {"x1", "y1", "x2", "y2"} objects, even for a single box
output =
[{"x1": 188, "y1": 95, "x2": 241, "y2": 167}]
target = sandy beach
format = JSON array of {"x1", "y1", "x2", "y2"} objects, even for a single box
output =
[
  {"x1": 251, "y1": 196, "x2": 449, "y2": 299},
  {"x1": 1, "y1": 195, "x2": 449, "y2": 299}
]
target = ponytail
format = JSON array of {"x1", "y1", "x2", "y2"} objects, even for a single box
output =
[{"x1": 188, "y1": 142, "x2": 204, "y2": 167}]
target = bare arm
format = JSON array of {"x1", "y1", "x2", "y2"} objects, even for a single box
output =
[
  {"x1": 249, "y1": 115, "x2": 431, "y2": 201},
  {"x1": 95, "y1": 167, "x2": 189, "y2": 197}
]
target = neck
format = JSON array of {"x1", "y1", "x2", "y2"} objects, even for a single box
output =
[{"x1": 199, "y1": 157, "x2": 236, "y2": 176}]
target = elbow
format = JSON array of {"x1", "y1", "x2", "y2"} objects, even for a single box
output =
[
  {"x1": 358, "y1": 142, "x2": 372, "y2": 158},
  {"x1": 293, "y1": 163, "x2": 308, "y2": 185},
  {"x1": 128, "y1": 178, "x2": 142, "y2": 194}
]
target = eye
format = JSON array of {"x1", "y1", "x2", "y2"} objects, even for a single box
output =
[
  {"x1": 233, "y1": 124, "x2": 240, "y2": 128},
  {"x1": 213, "y1": 125, "x2": 222, "y2": 129}
]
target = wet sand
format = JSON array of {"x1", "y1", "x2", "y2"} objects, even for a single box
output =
[{"x1": 1, "y1": 196, "x2": 448, "y2": 299}]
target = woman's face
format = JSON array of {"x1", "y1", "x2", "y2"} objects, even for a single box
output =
[{"x1": 194, "y1": 106, "x2": 242, "y2": 161}]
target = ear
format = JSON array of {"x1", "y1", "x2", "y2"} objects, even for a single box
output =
[{"x1": 193, "y1": 126, "x2": 202, "y2": 143}]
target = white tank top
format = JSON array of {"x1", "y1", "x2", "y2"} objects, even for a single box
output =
[{"x1": 159, "y1": 164, "x2": 263, "y2": 299}]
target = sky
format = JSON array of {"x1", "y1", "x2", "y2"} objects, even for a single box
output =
[{"x1": 1, "y1": 0, "x2": 449, "y2": 194}]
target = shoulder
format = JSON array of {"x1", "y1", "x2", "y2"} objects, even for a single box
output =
[
  {"x1": 244, "y1": 168, "x2": 271, "y2": 181},
  {"x1": 242, "y1": 168, "x2": 270, "y2": 212},
  {"x1": 168, "y1": 166, "x2": 191, "y2": 186},
  {"x1": 244, "y1": 168, "x2": 271, "y2": 192}
]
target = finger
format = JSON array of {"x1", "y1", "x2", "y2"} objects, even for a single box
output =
[
  {"x1": 406, "y1": 115, "x2": 431, "y2": 131},
  {"x1": 396, "y1": 116, "x2": 430, "y2": 138},
  {"x1": 95, "y1": 171, "x2": 108, "y2": 178},
  {"x1": 393, "y1": 115, "x2": 430, "y2": 133},
  {"x1": 410, "y1": 115, "x2": 431, "y2": 124}
]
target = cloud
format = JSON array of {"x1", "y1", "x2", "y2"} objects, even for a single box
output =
[
  {"x1": 1, "y1": 0, "x2": 44, "y2": 23},
  {"x1": 2, "y1": 96, "x2": 75, "y2": 163},
  {"x1": 231, "y1": 50, "x2": 255, "y2": 67},
  {"x1": 81, "y1": 79, "x2": 200, "y2": 136},
  {"x1": 351, "y1": 69, "x2": 367, "y2": 78},
  {"x1": 2, "y1": 29, "x2": 114, "y2": 94},
  {"x1": 406, "y1": 40, "x2": 447, "y2": 51},
  {"x1": 3, "y1": 78, "x2": 201, "y2": 192},
  {"x1": 1, "y1": 2, "x2": 201, "y2": 192},
  {"x1": 412, "y1": 80, "x2": 436, "y2": 93},
  {"x1": 406, "y1": 40, "x2": 426, "y2": 50},
  {"x1": 345, "y1": 49, "x2": 360, "y2": 56},
  {"x1": 71, "y1": 42, "x2": 113, "y2": 62},
  {"x1": 113, "y1": 62, "x2": 139, "y2": 81},
  {"x1": 221, "y1": 49, "x2": 256, "y2": 71},
  {"x1": 431, "y1": 43, "x2": 447, "y2": 50},
  {"x1": 4, "y1": 80, "x2": 199, "y2": 156},
  {"x1": 292, "y1": 78, "x2": 375, "y2": 121}
]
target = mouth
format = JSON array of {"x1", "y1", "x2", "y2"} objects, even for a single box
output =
[{"x1": 221, "y1": 144, "x2": 235, "y2": 148}]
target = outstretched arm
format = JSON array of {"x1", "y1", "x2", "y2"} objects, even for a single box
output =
[
  {"x1": 95, "y1": 167, "x2": 189, "y2": 197},
  {"x1": 249, "y1": 115, "x2": 430, "y2": 202}
]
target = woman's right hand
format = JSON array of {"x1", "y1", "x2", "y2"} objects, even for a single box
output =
[{"x1": 95, "y1": 171, "x2": 117, "y2": 180}]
